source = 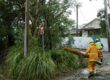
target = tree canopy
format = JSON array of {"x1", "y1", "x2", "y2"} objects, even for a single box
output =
[
  {"x1": 97, "y1": 9, "x2": 110, "y2": 37},
  {"x1": 0, "y1": 0, "x2": 75, "y2": 50}
]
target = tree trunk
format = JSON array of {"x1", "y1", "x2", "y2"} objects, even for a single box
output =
[
  {"x1": 64, "y1": 48, "x2": 88, "y2": 58},
  {"x1": 32, "y1": 0, "x2": 39, "y2": 36}
]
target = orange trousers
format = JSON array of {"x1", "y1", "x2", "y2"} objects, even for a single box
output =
[{"x1": 88, "y1": 61, "x2": 96, "y2": 73}]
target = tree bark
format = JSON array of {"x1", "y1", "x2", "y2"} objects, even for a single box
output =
[
  {"x1": 64, "y1": 48, "x2": 88, "y2": 58},
  {"x1": 32, "y1": 0, "x2": 39, "y2": 36}
]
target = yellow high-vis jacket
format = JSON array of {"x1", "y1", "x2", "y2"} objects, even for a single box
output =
[
  {"x1": 86, "y1": 43, "x2": 99, "y2": 61},
  {"x1": 95, "y1": 42, "x2": 102, "y2": 49}
]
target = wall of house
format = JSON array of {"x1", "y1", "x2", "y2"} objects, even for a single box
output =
[
  {"x1": 63, "y1": 37, "x2": 108, "y2": 51},
  {"x1": 84, "y1": 19, "x2": 100, "y2": 29},
  {"x1": 80, "y1": 19, "x2": 101, "y2": 37}
]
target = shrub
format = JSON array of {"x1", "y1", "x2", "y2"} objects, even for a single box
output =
[
  {"x1": 51, "y1": 50, "x2": 80, "y2": 72},
  {"x1": 18, "y1": 52, "x2": 56, "y2": 80},
  {"x1": 6, "y1": 46, "x2": 24, "y2": 79},
  {"x1": 7, "y1": 47, "x2": 56, "y2": 80}
]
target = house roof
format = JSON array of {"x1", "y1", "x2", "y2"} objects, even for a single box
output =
[{"x1": 80, "y1": 18, "x2": 101, "y2": 30}]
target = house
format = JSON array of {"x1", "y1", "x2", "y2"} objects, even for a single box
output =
[{"x1": 79, "y1": 18, "x2": 101, "y2": 37}]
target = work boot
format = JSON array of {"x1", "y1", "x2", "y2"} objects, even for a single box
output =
[{"x1": 88, "y1": 73, "x2": 94, "y2": 78}]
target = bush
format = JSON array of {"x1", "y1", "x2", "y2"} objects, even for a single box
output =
[
  {"x1": 6, "y1": 34, "x2": 87, "y2": 80},
  {"x1": 6, "y1": 46, "x2": 24, "y2": 79},
  {"x1": 51, "y1": 50, "x2": 80, "y2": 72},
  {"x1": 18, "y1": 52, "x2": 56, "y2": 80},
  {"x1": 14, "y1": 27, "x2": 24, "y2": 47},
  {"x1": 7, "y1": 47, "x2": 56, "y2": 80}
]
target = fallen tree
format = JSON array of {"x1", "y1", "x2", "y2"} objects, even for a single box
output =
[
  {"x1": 64, "y1": 47, "x2": 102, "y2": 65},
  {"x1": 64, "y1": 48, "x2": 88, "y2": 58}
]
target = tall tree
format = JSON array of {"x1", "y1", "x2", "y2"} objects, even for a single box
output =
[
  {"x1": 0, "y1": 0, "x2": 25, "y2": 50},
  {"x1": 29, "y1": 0, "x2": 74, "y2": 49},
  {"x1": 0, "y1": 0, "x2": 75, "y2": 51},
  {"x1": 97, "y1": 9, "x2": 110, "y2": 36}
]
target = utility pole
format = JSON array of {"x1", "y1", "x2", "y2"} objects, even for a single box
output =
[
  {"x1": 107, "y1": 0, "x2": 110, "y2": 9},
  {"x1": 104, "y1": 0, "x2": 110, "y2": 52},
  {"x1": 24, "y1": 0, "x2": 29, "y2": 57},
  {"x1": 76, "y1": 4, "x2": 79, "y2": 36},
  {"x1": 73, "y1": 0, "x2": 80, "y2": 36}
]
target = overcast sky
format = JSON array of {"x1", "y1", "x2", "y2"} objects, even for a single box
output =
[{"x1": 69, "y1": 0, "x2": 104, "y2": 25}]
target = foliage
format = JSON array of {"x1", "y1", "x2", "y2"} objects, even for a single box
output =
[
  {"x1": 6, "y1": 46, "x2": 24, "y2": 79},
  {"x1": 97, "y1": 9, "x2": 110, "y2": 37},
  {"x1": 29, "y1": 0, "x2": 75, "y2": 49},
  {"x1": 0, "y1": 0, "x2": 25, "y2": 50},
  {"x1": 6, "y1": 44, "x2": 87, "y2": 80},
  {"x1": 0, "y1": 0, "x2": 75, "y2": 51},
  {"x1": 2, "y1": 0, "x2": 79, "y2": 80},
  {"x1": 66, "y1": 35, "x2": 74, "y2": 47},
  {"x1": 7, "y1": 46, "x2": 56, "y2": 80},
  {"x1": 51, "y1": 50, "x2": 80, "y2": 72},
  {"x1": 18, "y1": 52, "x2": 56, "y2": 80},
  {"x1": 14, "y1": 27, "x2": 24, "y2": 46},
  {"x1": 100, "y1": 20, "x2": 106, "y2": 34},
  {"x1": 89, "y1": 33, "x2": 107, "y2": 38}
]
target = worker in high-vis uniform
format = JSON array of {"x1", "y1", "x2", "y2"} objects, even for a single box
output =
[
  {"x1": 86, "y1": 42, "x2": 101, "y2": 78},
  {"x1": 95, "y1": 39, "x2": 103, "y2": 62}
]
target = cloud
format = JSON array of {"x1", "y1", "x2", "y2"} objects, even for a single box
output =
[{"x1": 69, "y1": 0, "x2": 104, "y2": 25}]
